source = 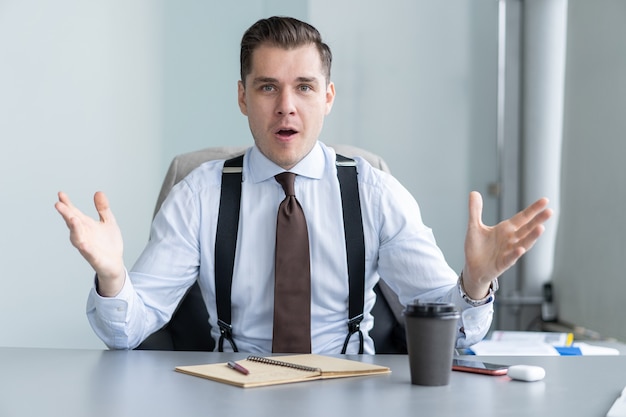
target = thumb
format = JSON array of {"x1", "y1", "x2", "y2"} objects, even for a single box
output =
[
  {"x1": 93, "y1": 191, "x2": 116, "y2": 224},
  {"x1": 468, "y1": 191, "x2": 484, "y2": 229}
]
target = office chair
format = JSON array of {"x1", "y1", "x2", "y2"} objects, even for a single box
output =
[{"x1": 136, "y1": 144, "x2": 407, "y2": 353}]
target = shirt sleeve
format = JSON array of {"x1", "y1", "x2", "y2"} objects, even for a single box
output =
[
  {"x1": 363, "y1": 165, "x2": 493, "y2": 347},
  {"x1": 86, "y1": 173, "x2": 209, "y2": 349},
  {"x1": 86, "y1": 270, "x2": 141, "y2": 349},
  {"x1": 442, "y1": 284, "x2": 494, "y2": 348}
]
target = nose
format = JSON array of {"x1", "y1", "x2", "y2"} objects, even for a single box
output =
[{"x1": 276, "y1": 90, "x2": 296, "y2": 116}]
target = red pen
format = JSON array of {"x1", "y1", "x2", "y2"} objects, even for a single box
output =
[{"x1": 227, "y1": 361, "x2": 250, "y2": 375}]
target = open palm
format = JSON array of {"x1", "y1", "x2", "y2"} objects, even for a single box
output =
[
  {"x1": 55, "y1": 191, "x2": 125, "y2": 295},
  {"x1": 463, "y1": 191, "x2": 553, "y2": 296}
]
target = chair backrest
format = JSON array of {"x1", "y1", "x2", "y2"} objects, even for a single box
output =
[
  {"x1": 152, "y1": 144, "x2": 391, "y2": 216},
  {"x1": 137, "y1": 144, "x2": 406, "y2": 353}
]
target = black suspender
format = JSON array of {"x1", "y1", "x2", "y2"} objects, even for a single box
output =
[
  {"x1": 215, "y1": 153, "x2": 365, "y2": 354},
  {"x1": 214, "y1": 155, "x2": 244, "y2": 352},
  {"x1": 336, "y1": 155, "x2": 365, "y2": 354}
]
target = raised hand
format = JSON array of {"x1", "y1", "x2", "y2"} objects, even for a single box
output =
[
  {"x1": 462, "y1": 191, "x2": 553, "y2": 299},
  {"x1": 55, "y1": 191, "x2": 126, "y2": 296}
]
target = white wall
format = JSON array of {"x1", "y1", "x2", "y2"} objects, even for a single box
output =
[
  {"x1": 0, "y1": 0, "x2": 499, "y2": 349},
  {"x1": 0, "y1": 0, "x2": 163, "y2": 348}
]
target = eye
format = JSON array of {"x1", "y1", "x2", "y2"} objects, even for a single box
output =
[
  {"x1": 298, "y1": 85, "x2": 313, "y2": 93},
  {"x1": 261, "y1": 84, "x2": 276, "y2": 92}
]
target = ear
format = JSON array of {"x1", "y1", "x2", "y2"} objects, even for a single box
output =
[
  {"x1": 237, "y1": 80, "x2": 248, "y2": 116},
  {"x1": 324, "y1": 82, "x2": 336, "y2": 115}
]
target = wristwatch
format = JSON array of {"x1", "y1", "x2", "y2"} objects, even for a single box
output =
[{"x1": 458, "y1": 272, "x2": 499, "y2": 307}]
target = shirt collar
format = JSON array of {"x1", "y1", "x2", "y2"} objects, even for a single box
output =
[{"x1": 247, "y1": 142, "x2": 326, "y2": 183}]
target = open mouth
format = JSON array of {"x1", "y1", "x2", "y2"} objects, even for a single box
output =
[{"x1": 276, "y1": 129, "x2": 298, "y2": 138}]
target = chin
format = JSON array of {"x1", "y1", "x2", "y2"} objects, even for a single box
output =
[
  {"x1": 273, "y1": 148, "x2": 304, "y2": 169},
  {"x1": 256, "y1": 139, "x2": 314, "y2": 169}
]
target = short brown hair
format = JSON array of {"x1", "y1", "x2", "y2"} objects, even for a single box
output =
[{"x1": 240, "y1": 16, "x2": 332, "y2": 86}]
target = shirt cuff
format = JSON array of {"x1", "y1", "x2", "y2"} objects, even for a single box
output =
[
  {"x1": 450, "y1": 286, "x2": 495, "y2": 348},
  {"x1": 457, "y1": 301, "x2": 494, "y2": 347},
  {"x1": 88, "y1": 269, "x2": 135, "y2": 323}
]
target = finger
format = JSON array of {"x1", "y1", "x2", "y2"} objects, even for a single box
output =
[
  {"x1": 512, "y1": 206, "x2": 553, "y2": 243},
  {"x1": 499, "y1": 234, "x2": 542, "y2": 273},
  {"x1": 516, "y1": 223, "x2": 547, "y2": 253},
  {"x1": 54, "y1": 201, "x2": 73, "y2": 227},
  {"x1": 508, "y1": 197, "x2": 551, "y2": 228},
  {"x1": 93, "y1": 191, "x2": 116, "y2": 224},
  {"x1": 67, "y1": 215, "x2": 86, "y2": 245},
  {"x1": 498, "y1": 245, "x2": 527, "y2": 272},
  {"x1": 467, "y1": 191, "x2": 484, "y2": 228},
  {"x1": 67, "y1": 218, "x2": 99, "y2": 265},
  {"x1": 499, "y1": 222, "x2": 548, "y2": 271},
  {"x1": 56, "y1": 191, "x2": 77, "y2": 212},
  {"x1": 57, "y1": 191, "x2": 70, "y2": 205},
  {"x1": 55, "y1": 192, "x2": 83, "y2": 227}
]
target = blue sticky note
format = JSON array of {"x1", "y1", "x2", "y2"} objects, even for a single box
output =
[{"x1": 554, "y1": 346, "x2": 582, "y2": 356}]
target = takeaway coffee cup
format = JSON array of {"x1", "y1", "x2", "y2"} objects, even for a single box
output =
[{"x1": 404, "y1": 301, "x2": 460, "y2": 386}]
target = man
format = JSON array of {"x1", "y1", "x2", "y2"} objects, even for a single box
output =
[{"x1": 55, "y1": 16, "x2": 552, "y2": 354}]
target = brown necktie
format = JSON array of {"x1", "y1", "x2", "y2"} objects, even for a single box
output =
[{"x1": 272, "y1": 172, "x2": 311, "y2": 353}]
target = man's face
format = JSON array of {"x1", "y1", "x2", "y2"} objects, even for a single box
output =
[{"x1": 238, "y1": 43, "x2": 335, "y2": 170}]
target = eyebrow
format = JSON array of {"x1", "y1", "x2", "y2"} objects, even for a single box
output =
[
  {"x1": 295, "y1": 76, "x2": 319, "y2": 84},
  {"x1": 251, "y1": 76, "x2": 321, "y2": 85}
]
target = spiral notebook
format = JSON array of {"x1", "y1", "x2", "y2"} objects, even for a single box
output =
[{"x1": 175, "y1": 354, "x2": 391, "y2": 388}]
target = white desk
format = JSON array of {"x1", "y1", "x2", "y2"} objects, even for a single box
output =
[{"x1": 1, "y1": 347, "x2": 625, "y2": 417}]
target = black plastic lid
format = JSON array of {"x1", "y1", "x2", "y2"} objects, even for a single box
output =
[{"x1": 403, "y1": 301, "x2": 460, "y2": 318}]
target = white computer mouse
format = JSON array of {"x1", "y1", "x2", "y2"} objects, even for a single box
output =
[{"x1": 507, "y1": 365, "x2": 546, "y2": 382}]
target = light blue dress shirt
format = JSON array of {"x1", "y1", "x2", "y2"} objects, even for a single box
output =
[{"x1": 87, "y1": 142, "x2": 493, "y2": 353}]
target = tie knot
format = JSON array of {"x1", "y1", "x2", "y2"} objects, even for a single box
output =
[{"x1": 275, "y1": 172, "x2": 296, "y2": 196}]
